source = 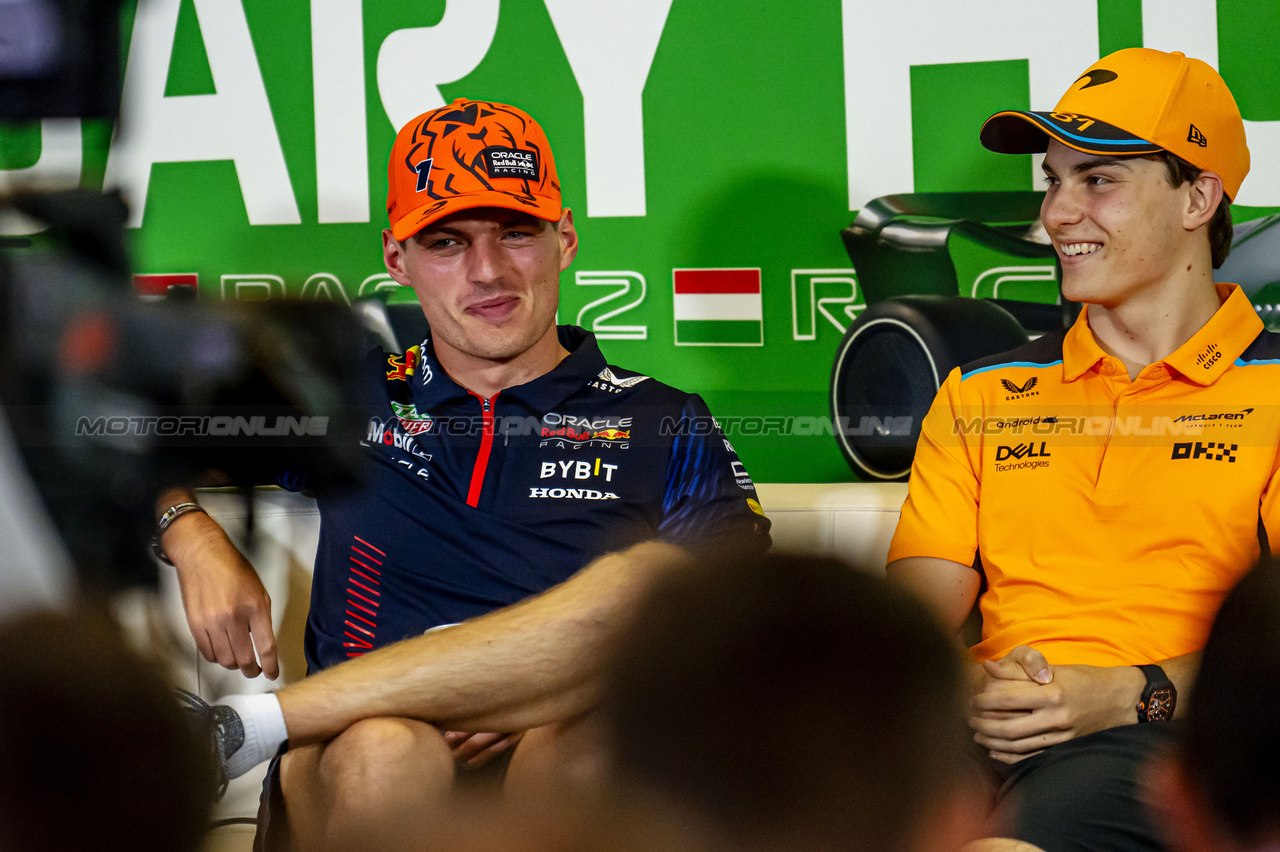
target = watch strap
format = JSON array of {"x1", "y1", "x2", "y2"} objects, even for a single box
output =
[
  {"x1": 1136, "y1": 664, "x2": 1176, "y2": 722},
  {"x1": 1136, "y1": 663, "x2": 1169, "y2": 685}
]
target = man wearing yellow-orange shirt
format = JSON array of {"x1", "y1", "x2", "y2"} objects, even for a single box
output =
[{"x1": 887, "y1": 48, "x2": 1280, "y2": 852}]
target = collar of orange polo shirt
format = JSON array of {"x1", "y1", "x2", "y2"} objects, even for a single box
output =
[{"x1": 1061, "y1": 283, "x2": 1261, "y2": 384}]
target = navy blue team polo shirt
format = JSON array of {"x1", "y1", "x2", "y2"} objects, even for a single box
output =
[{"x1": 292, "y1": 325, "x2": 771, "y2": 672}]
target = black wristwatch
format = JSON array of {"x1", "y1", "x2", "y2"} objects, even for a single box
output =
[{"x1": 1136, "y1": 664, "x2": 1177, "y2": 722}]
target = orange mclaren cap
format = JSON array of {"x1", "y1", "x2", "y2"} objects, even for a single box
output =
[
  {"x1": 386, "y1": 98, "x2": 562, "y2": 241},
  {"x1": 980, "y1": 48, "x2": 1250, "y2": 200}
]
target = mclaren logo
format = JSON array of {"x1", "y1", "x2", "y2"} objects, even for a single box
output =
[
  {"x1": 1000, "y1": 377, "x2": 1040, "y2": 399},
  {"x1": 1172, "y1": 407, "x2": 1252, "y2": 424},
  {"x1": 1075, "y1": 69, "x2": 1118, "y2": 89}
]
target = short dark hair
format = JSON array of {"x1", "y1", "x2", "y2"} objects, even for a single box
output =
[
  {"x1": 1178, "y1": 557, "x2": 1280, "y2": 846},
  {"x1": 603, "y1": 553, "x2": 968, "y2": 852},
  {"x1": 1145, "y1": 150, "x2": 1234, "y2": 269}
]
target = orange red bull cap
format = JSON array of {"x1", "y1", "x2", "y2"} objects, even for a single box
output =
[
  {"x1": 386, "y1": 98, "x2": 562, "y2": 241},
  {"x1": 980, "y1": 48, "x2": 1250, "y2": 200}
]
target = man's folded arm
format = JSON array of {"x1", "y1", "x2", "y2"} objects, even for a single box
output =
[{"x1": 277, "y1": 540, "x2": 694, "y2": 747}]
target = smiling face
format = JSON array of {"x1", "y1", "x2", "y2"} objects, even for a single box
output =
[
  {"x1": 1040, "y1": 140, "x2": 1195, "y2": 308},
  {"x1": 383, "y1": 207, "x2": 578, "y2": 374}
]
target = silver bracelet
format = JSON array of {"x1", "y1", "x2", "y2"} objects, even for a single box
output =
[
  {"x1": 152, "y1": 501, "x2": 206, "y2": 565},
  {"x1": 158, "y1": 501, "x2": 204, "y2": 532}
]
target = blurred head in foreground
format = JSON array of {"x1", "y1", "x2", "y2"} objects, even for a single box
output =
[
  {"x1": 0, "y1": 609, "x2": 210, "y2": 852},
  {"x1": 602, "y1": 552, "x2": 978, "y2": 852},
  {"x1": 1148, "y1": 558, "x2": 1280, "y2": 852}
]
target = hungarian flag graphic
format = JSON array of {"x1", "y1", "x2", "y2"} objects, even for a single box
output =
[
  {"x1": 672, "y1": 268, "x2": 763, "y2": 346},
  {"x1": 134, "y1": 273, "x2": 198, "y2": 299}
]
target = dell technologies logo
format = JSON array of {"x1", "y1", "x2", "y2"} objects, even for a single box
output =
[
  {"x1": 994, "y1": 441, "x2": 1051, "y2": 472},
  {"x1": 996, "y1": 442, "x2": 1051, "y2": 461}
]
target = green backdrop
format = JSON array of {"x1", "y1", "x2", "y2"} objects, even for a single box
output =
[{"x1": 2, "y1": 0, "x2": 1278, "y2": 482}]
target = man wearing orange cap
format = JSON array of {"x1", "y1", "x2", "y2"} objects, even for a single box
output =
[
  {"x1": 887, "y1": 48, "x2": 1280, "y2": 851},
  {"x1": 158, "y1": 99, "x2": 769, "y2": 850}
]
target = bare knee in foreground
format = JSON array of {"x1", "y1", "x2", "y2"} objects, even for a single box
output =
[
  {"x1": 282, "y1": 716, "x2": 454, "y2": 852},
  {"x1": 505, "y1": 713, "x2": 608, "y2": 803},
  {"x1": 962, "y1": 840, "x2": 1048, "y2": 852}
]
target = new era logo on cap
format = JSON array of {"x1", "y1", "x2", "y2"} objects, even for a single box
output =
[{"x1": 1188, "y1": 124, "x2": 1208, "y2": 147}]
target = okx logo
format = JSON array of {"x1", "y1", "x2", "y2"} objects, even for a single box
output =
[{"x1": 1172, "y1": 442, "x2": 1237, "y2": 463}]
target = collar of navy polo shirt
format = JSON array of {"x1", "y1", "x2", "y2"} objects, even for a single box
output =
[
  {"x1": 409, "y1": 325, "x2": 607, "y2": 413},
  {"x1": 1061, "y1": 283, "x2": 1261, "y2": 385}
]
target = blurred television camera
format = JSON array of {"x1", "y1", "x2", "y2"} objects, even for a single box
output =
[{"x1": 0, "y1": 0, "x2": 370, "y2": 605}]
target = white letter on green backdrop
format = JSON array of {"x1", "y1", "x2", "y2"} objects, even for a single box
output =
[
  {"x1": 841, "y1": 0, "x2": 1097, "y2": 209},
  {"x1": 313, "y1": 0, "x2": 368, "y2": 223},
  {"x1": 0, "y1": 119, "x2": 82, "y2": 235},
  {"x1": 1142, "y1": 0, "x2": 1278, "y2": 206},
  {"x1": 545, "y1": 0, "x2": 673, "y2": 218},
  {"x1": 105, "y1": 0, "x2": 300, "y2": 227},
  {"x1": 375, "y1": 1, "x2": 500, "y2": 130}
]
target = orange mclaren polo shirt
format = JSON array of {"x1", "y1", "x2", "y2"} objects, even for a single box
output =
[{"x1": 888, "y1": 283, "x2": 1280, "y2": 666}]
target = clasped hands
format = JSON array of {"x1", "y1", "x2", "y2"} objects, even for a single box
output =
[{"x1": 969, "y1": 645, "x2": 1138, "y2": 764}]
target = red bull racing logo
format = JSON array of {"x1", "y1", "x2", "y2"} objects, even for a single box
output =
[
  {"x1": 539, "y1": 412, "x2": 633, "y2": 448},
  {"x1": 386, "y1": 345, "x2": 420, "y2": 381}
]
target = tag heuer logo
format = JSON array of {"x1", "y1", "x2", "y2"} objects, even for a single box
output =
[
  {"x1": 1000, "y1": 377, "x2": 1038, "y2": 395},
  {"x1": 1188, "y1": 124, "x2": 1208, "y2": 147}
]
